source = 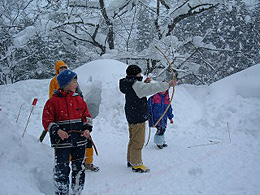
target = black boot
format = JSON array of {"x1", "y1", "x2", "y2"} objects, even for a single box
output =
[
  {"x1": 162, "y1": 143, "x2": 168, "y2": 147},
  {"x1": 157, "y1": 145, "x2": 163, "y2": 149},
  {"x1": 127, "y1": 162, "x2": 132, "y2": 168}
]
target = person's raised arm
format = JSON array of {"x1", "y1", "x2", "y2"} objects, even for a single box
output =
[{"x1": 133, "y1": 80, "x2": 176, "y2": 98}]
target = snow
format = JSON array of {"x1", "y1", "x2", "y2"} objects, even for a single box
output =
[
  {"x1": 13, "y1": 26, "x2": 36, "y2": 48},
  {"x1": 192, "y1": 36, "x2": 217, "y2": 50},
  {"x1": 243, "y1": 0, "x2": 258, "y2": 7},
  {"x1": 0, "y1": 59, "x2": 259, "y2": 195},
  {"x1": 209, "y1": 64, "x2": 260, "y2": 98},
  {"x1": 168, "y1": 1, "x2": 221, "y2": 22}
]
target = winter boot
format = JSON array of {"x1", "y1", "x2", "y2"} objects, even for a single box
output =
[
  {"x1": 71, "y1": 190, "x2": 82, "y2": 195},
  {"x1": 85, "y1": 163, "x2": 100, "y2": 172},
  {"x1": 132, "y1": 164, "x2": 150, "y2": 173},
  {"x1": 127, "y1": 162, "x2": 132, "y2": 168},
  {"x1": 162, "y1": 143, "x2": 168, "y2": 147},
  {"x1": 157, "y1": 145, "x2": 163, "y2": 149}
]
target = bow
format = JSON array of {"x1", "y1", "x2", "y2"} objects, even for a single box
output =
[{"x1": 145, "y1": 46, "x2": 176, "y2": 146}]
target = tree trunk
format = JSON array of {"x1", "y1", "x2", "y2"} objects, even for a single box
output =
[{"x1": 99, "y1": 0, "x2": 114, "y2": 50}]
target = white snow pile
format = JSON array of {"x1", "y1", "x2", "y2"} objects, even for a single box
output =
[
  {"x1": 209, "y1": 64, "x2": 260, "y2": 98},
  {"x1": 0, "y1": 60, "x2": 259, "y2": 195},
  {"x1": 13, "y1": 26, "x2": 36, "y2": 48}
]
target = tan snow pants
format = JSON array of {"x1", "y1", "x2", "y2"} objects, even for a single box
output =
[{"x1": 127, "y1": 122, "x2": 146, "y2": 166}]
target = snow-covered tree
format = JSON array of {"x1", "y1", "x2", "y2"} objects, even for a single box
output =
[
  {"x1": 136, "y1": 5, "x2": 156, "y2": 52},
  {"x1": 0, "y1": 0, "x2": 37, "y2": 84},
  {"x1": 168, "y1": 0, "x2": 260, "y2": 84},
  {"x1": 1, "y1": 0, "x2": 258, "y2": 85}
]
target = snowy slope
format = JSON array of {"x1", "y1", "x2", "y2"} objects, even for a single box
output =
[{"x1": 0, "y1": 60, "x2": 259, "y2": 195}]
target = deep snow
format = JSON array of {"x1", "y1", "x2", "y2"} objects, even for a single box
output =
[{"x1": 0, "y1": 59, "x2": 259, "y2": 195}]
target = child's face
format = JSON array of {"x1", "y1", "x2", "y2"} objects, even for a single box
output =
[
  {"x1": 64, "y1": 78, "x2": 78, "y2": 93},
  {"x1": 58, "y1": 66, "x2": 67, "y2": 74}
]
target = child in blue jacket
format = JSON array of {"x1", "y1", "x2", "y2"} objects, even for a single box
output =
[{"x1": 148, "y1": 90, "x2": 174, "y2": 149}]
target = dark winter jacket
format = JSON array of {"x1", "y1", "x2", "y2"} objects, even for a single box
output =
[
  {"x1": 119, "y1": 76, "x2": 149, "y2": 124},
  {"x1": 42, "y1": 89, "x2": 92, "y2": 148},
  {"x1": 148, "y1": 92, "x2": 174, "y2": 129}
]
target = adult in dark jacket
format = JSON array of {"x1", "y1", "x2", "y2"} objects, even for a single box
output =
[{"x1": 119, "y1": 65, "x2": 176, "y2": 173}]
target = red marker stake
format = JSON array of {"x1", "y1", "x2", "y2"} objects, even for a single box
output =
[{"x1": 22, "y1": 98, "x2": 38, "y2": 138}]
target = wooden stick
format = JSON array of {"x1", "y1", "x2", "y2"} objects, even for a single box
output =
[{"x1": 227, "y1": 122, "x2": 231, "y2": 143}]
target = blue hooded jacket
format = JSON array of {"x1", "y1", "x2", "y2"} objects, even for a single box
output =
[{"x1": 148, "y1": 92, "x2": 174, "y2": 129}]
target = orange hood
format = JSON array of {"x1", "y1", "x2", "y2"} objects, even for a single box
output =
[{"x1": 55, "y1": 60, "x2": 68, "y2": 75}]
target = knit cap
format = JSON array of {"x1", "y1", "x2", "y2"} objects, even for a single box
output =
[
  {"x1": 57, "y1": 69, "x2": 77, "y2": 89},
  {"x1": 126, "y1": 65, "x2": 142, "y2": 76}
]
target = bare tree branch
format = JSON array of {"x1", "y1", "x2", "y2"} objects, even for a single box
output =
[
  {"x1": 52, "y1": 20, "x2": 96, "y2": 30},
  {"x1": 155, "y1": 0, "x2": 163, "y2": 40},
  {"x1": 112, "y1": 0, "x2": 133, "y2": 19},
  {"x1": 166, "y1": 3, "x2": 219, "y2": 36},
  {"x1": 159, "y1": 0, "x2": 170, "y2": 10},
  {"x1": 60, "y1": 29, "x2": 106, "y2": 55}
]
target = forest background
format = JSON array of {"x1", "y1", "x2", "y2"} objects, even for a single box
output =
[{"x1": 0, "y1": 0, "x2": 259, "y2": 85}]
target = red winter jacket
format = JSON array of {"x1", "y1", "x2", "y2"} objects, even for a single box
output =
[{"x1": 42, "y1": 89, "x2": 92, "y2": 148}]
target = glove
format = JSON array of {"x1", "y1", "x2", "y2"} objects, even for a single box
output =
[{"x1": 144, "y1": 78, "x2": 151, "y2": 83}]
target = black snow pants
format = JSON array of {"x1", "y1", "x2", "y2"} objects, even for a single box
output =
[{"x1": 54, "y1": 145, "x2": 86, "y2": 195}]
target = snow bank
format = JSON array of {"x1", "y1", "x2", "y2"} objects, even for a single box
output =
[
  {"x1": 209, "y1": 63, "x2": 260, "y2": 98},
  {"x1": 0, "y1": 60, "x2": 259, "y2": 195},
  {"x1": 75, "y1": 59, "x2": 128, "y2": 131},
  {"x1": 0, "y1": 111, "x2": 53, "y2": 195},
  {"x1": 75, "y1": 59, "x2": 127, "y2": 82}
]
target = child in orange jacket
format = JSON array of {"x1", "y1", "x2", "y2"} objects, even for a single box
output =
[{"x1": 49, "y1": 60, "x2": 68, "y2": 98}]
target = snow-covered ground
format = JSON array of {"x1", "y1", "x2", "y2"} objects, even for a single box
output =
[{"x1": 0, "y1": 59, "x2": 259, "y2": 195}]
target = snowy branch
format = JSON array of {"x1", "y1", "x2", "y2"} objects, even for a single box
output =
[{"x1": 166, "y1": 3, "x2": 219, "y2": 36}]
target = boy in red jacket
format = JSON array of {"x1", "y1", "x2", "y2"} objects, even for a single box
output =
[
  {"x1": 48, "y1": 60, "x2": 99, "y2": 172},
  {"x1": 42, "y1": 69, "x2": 92, "y2": 195}
]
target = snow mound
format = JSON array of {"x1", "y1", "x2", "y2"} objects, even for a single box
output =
[
  {"x1": 209, "y1": 64, "x2": 260, "y2": 98},
  {"x1": 75, "y1": 59, "x2": 127, "y2": 83},
  {"x1": 0, "y1": 60, "x2": 259, "y2": 195},
  {"x1": 75, "y1": 59, "x2": 128, "y2": 130},
  {"x1": 0, "y1": 111, "x2": 53, "y2": 195}
]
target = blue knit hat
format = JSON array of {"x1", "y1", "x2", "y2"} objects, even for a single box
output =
[{"x1": 57, "y1": 69, "x2": 77, "y2": 89}]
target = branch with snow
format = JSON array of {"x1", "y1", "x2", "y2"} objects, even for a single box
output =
[{"x1": 166, "y1": 2, "x2": 220, "y2": 36}]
